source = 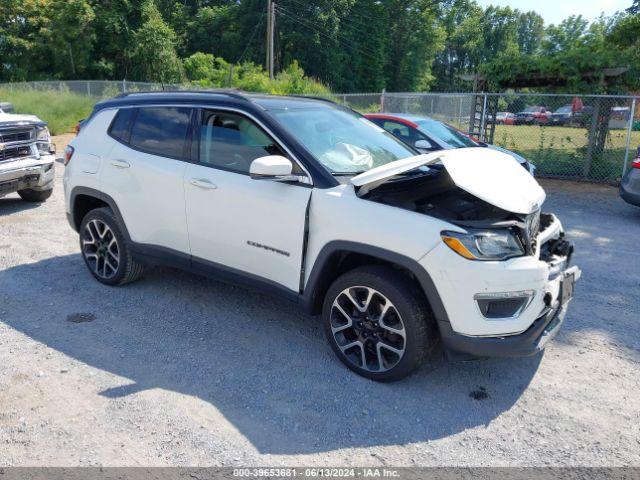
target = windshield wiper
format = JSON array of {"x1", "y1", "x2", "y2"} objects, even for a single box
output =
[{"x1": 331, "y1": 171, "x2": 366, "y2": 175}]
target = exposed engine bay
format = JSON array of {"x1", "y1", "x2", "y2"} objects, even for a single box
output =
[
  {"x1": 362, "y1": 166, "x2": 523, "y2": 227},
  {"x1": 359, "y1": 166, "x2": 566, "y2": 258}
]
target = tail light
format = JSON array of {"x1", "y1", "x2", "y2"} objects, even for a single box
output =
[
  {"x1": 64, "y1": 145, "x2": 75, "y2": 166},
  {"x1": 633, "y1": 147, "x2": 640, "y2": 169}
]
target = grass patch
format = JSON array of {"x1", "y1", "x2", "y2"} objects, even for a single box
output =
[
  {"x1": 491, "y1": 125, "x2": 639, "y2": 182},
  {"x1": 0, "y1": 86, "x2": 96, "y2": 135}
]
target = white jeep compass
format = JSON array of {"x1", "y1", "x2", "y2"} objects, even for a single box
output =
[{"x1": 63, "y1": 91, "x2": 580, "y2": 381}]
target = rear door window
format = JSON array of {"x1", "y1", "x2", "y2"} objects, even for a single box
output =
[{"x1": 129, "y1": 107, "x2": 192, "y2": 159}]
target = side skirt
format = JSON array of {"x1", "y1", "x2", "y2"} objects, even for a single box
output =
[{"x1": 130, "y1": 243, "x2": 301, "y2": 305}]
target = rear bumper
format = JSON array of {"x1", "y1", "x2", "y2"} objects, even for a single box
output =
[
  {"x1": 0, "y1": 155, "x2": 55, "y2": 197},
  {"x1": 620, "y1": 171, "x2": 640, "y2": 206}
]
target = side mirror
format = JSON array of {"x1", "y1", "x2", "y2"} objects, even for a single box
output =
[
  {"x1": 414, "y1": 139, "x2": 433, "y2": 150},
  {"x1": 250, "y1": 155, "x2": 307, "y2": 183}
]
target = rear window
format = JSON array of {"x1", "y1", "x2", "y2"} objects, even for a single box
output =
[
  {"x1": 129, "y1": 107, "x2": 192, "y2": 159},
  {"x1": 108, "y1": 109, "x2": 135, "y2": 143}
]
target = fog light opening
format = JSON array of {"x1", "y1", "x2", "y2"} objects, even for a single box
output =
[{"x1": 474, "y1": 291, "x2": 535, "y2": 319}]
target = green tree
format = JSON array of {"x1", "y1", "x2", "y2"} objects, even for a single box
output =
[
  {"x1": 516, "y1": 11, "x2": 544, "y2": 55},
  {"x1": 131, "y1": 0, "x2": 184, "y2": 83},
  {"x1": 44, "y1": 0, "x2": 96, "y2": 78},
  {"x1": 543, "y1": 15, "x2": 589, "y2": 54},
  {"x1": 0, "y1": 0, "x2": 51, "y2": 81}
]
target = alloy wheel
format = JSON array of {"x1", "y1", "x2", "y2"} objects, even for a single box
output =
[
  {"x1": 82, "y1": 219, "x2": 120, "y2": 280},
  {"x1": 330, "y1": 286, "x2": 406, "y2": 372}
]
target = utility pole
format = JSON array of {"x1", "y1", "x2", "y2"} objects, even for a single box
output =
[
  {"x1": 265, "y1": 0, "x2": 271, "y2": 76},
  {"x1": 266, "y1": 0, "x2": 275, "y2": 79}
]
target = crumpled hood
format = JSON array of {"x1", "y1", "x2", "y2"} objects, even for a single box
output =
[
  {"x1": 351, "y1": 147, "x2": 546, "y2": 214},
  {"x1": 0, "y1": 112, "x2": 46, "y2": 128}
]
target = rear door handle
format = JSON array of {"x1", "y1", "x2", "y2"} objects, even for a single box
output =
[
  {"x1": 189, "y1": 178, "x2": 218, "y2": 190},
  {"x1": 110, "y1": 159, "x2": 130, "y2": 169}
]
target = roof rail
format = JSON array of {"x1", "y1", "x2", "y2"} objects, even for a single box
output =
[
  {"x1": 289, "y1": 94, "x2": 339, "y2": 105},
  {"x1": 113, "y1": 89, "x2": 250, "y2": 102}
]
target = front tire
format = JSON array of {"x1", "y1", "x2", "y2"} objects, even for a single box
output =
[
  {"x1": 18, "y1": 188, "x2": 53, "y2": 202},
  {"x1": 79, "y1": 207, "x2": 144, "y2": 286},
  {"x1": 322, "y1": 265, "x2": 437, "y2": 382}
]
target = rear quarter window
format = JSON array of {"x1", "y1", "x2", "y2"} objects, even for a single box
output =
[{"x1": 108, "y1": 108, "x2": 135, "y2": 143}]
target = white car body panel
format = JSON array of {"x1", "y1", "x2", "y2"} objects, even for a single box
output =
[
  {"x1": 184, "y1": 163, "x2": 311, "y2": 292},
  {"x1": 351, "y1": 148, "x2": 545, "y2": 214},
  {"x1": 0, "y1": 112, "x2": 43, "y2": 124},
  {"x1": 304, "y1": 184, "x2": 453, "y2": 285},
  {"x1": 103, "y1": 142, "x2": 190, "y2": 253},
  {"x1": 438, "y1": 148, "x2": 545, "y2": 214},
  {"x1": 350, "y1": 152, "x2": 442, "y2": 192},
  {"x1": 64, "y1": 110, "x2": 117, "y2": 208}
]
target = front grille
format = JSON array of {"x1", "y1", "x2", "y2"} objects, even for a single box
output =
[
  {"x1": 0, "y1": 127, "x2": 36, "y2": 162},
  {"x1": 0, "y1": 145, "x2": 33, "y2": 162},
  {"x1": 0, "y1": 128, "x2": 34, "y2": 144}
]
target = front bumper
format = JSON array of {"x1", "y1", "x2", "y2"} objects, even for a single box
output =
[
  {"x1": 438, "y1": 266, "x2": 580, "y2": 358},
  {"x1": 0, "y1": 155, "x2": 55, "y2": 197},
  {"x1": 420, "y1": 213, "x2": 580, "y2": 356}
]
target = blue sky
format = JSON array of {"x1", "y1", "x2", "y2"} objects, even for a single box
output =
[{"x1": 474, "y1": 0, "x2": 631, "y2": 25}]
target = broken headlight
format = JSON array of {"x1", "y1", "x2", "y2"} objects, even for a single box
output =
[{"x1": 441, "y1": 228, "x2": 525, "y2": 261}]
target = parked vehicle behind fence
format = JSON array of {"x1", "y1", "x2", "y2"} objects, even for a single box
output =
[
  {"x1": 495, "y1": 112, "x2": 516, "y2": 125},
  {"x1": 515, "y1": 106, "x2": 550, "y2": 125},
  {"x1": 64, "y1": 91, "x2": 580, "y2": 381},
  {"x1": 0, "y1": 110, "x2": 56, "y2": 202},
  {"x1": 364, "y1": 113, "x2": 536, "y2": 175},
  {"x1": 620, "y1": 146, "x2": 640, "y2": 207}
]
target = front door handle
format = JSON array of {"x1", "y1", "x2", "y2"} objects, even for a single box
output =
[
  {"x1": 110, "y1": 159, "x2": 130, "y2": 169},
  {"x1": 189, "y1": 178, "x2": 218, "y2": 190}
]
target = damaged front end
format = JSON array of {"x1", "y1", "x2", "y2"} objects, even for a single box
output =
[{"x1": 353, "y1": 148, "x2": 581, "y2": 354}]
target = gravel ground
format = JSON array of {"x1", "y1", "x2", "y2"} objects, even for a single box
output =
[{"x1": 0, "y1": 137, "x2": 638, "y2": 466}]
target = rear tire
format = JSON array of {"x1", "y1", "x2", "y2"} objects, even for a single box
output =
[
  {"x1": 322, "y1": 265, "x2": 437, "y2": 382},
  {"x1": 18, "y1": 188, "x2": 52, "y2": 202},
  {"x1": 79, "y1": 207, "x2": 144, "y2": 286}
]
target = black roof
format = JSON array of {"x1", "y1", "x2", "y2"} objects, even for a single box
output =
[{"x1": 93, "y1": 89, "x2": 338, "y2": 112}]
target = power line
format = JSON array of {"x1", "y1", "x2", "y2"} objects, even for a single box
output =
[
  {"x1": 275, "y1": 5, "x2": 387, "y2": 64},
  {"x1": 282, "y1": 0, "x2": 386, "y2": 40},
  {"x1": 236, "y1": 12, "x2": 266, "y2": 64}
]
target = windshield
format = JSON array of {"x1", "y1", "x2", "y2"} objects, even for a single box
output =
[
  {"x1": 415, "y1": 119, "x2": 478, "y2": 149},
  {"x1": 523, "y1": 106, "x2": 541, "y2": 113},
  {"x1": 268, "y1": 107, "x2": 416, "y2": 174},
  {"x1": 555, "y1": 106, "x2": 572, "y2": 113}
]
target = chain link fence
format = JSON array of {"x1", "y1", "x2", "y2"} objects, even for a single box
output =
[
  {"x1": 0, "y1": 80, "x2": 184, "y2": 98},
  {"x1": 334, "y1": 92, "x2": 640, "y2": 184},
  {"x1": 1, "y1": 81, "x2": 638, "y2": 183}
]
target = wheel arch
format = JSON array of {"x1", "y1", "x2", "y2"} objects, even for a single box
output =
[
  {"x1": 302, "y1": 241, "x2": 450, "y2": 324},
  {"x1": 70, "y1": 187, "x2": 130, "y2": 240}
]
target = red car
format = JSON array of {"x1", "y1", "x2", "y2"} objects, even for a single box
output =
[
  {"x1": 514, "y1": 106, "x2": 550, "y2": 125},
  {"x1": 495, "y1": 112, "x2": 516, "y2": 125},
  {"x1": 364, "y1": 113, "x2": 535, "y2": 174}
]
